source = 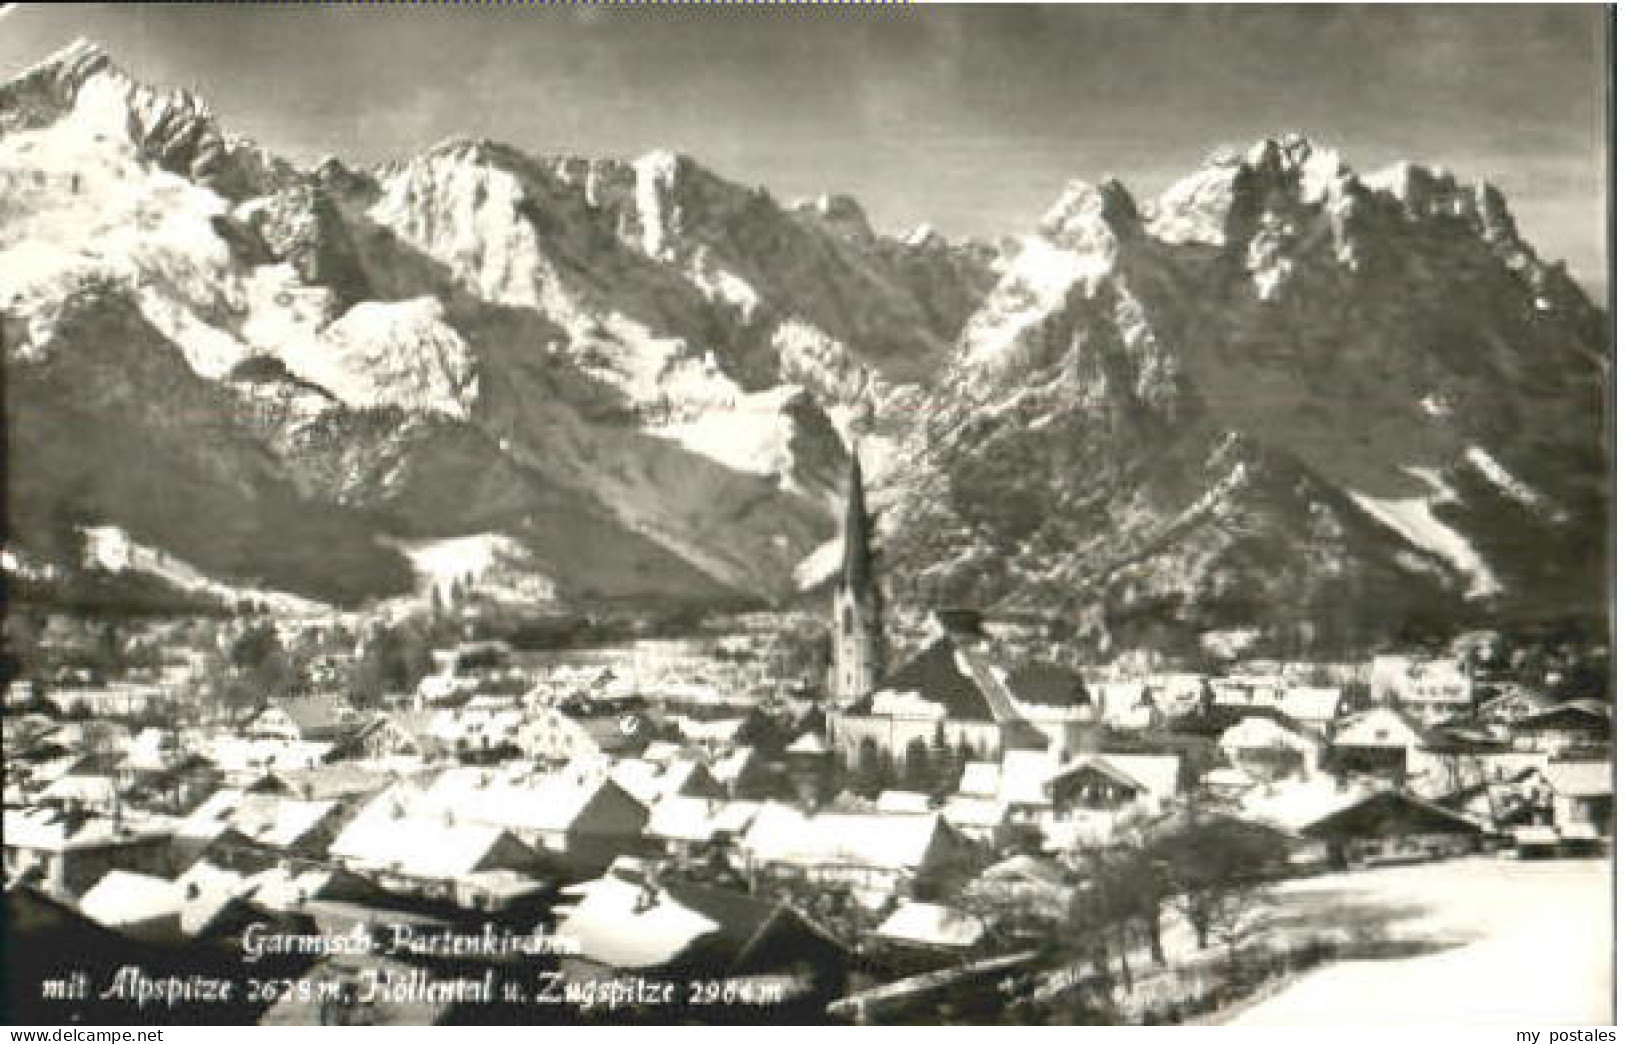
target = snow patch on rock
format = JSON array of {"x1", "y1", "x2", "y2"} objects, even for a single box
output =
[{"x1": 1347, "y1": 469, "x2": 1500, "y2": 598}]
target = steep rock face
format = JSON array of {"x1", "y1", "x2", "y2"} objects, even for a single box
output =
[
  {"x1": 6, "y1": 277, "x2": 414, "y2": 604},
  {"x1": 2, "y1": 41, "x2": 1604, "y2": 640},
  {"x1": 886, "y1": 135, "x2": 1606, "y2": 656},
  {"x1": 1, "y1": 41, "x2": 996, "y2": 610},
  {"x1": 0, "y1": 38, "x2": 291, "y2": 199}
]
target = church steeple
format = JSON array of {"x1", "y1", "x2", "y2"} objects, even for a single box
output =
[
  {"x1": 832, "y1": 445, "x2": 884, "y2": 702},
  {"x1": 840, "y1": 452, "x2": 875, "y2": 597}
]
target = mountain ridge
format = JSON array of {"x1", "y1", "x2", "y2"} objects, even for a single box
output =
[{"x1": 1, "y1": 42, "x2": 1607, "y2": 656}]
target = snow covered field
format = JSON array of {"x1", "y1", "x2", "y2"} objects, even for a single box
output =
[{"x1": 1230, "y1": 856, "x2": 1614, "y2": 1025}]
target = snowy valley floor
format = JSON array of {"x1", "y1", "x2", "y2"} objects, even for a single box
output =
[{"x1": 1224, "y1": 855, "x2": 1614, "y2": 1025}]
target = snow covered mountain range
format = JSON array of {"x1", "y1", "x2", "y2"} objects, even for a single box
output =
[{"x1": 1, "y1": 41, "x2": 1608, "y2": 650}]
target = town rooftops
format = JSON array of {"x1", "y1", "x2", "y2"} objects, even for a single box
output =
[
  {"x1": 38, "y1": 774, "x2": 120, "y2": 807},
  {"x1": 1509, "y1": 702, "x2": 1612, "y2": 732},
  {"x1": 261, "y1": 695, "x2": 360, "y2": 738},
  {"x1": 1296, "y1": 788, "x2": 1485, "y2": 840},
  {"x1": 616, "y1": 757, "x2": 724, "y2": 805},
  {"x1": 329, "y1": 807, "x2": 530, "y2": 881},
  {"x1": 873, "y1": 901, "x2": 985, "y2": 950},
  {"x1": 785, "y1": 731, "x2": 831, "y2": 755},
  {"x1": 941, "y1": 795, "x2": 1008, "y2": 830},
  {"x1": 78, "y1": 870, "x2": 184, "y2": 936},
  {"x1": 244, "y1": 863, "x2": 375, "y2": 910},
  {"x1": 1281, "y1": 686, "x2": 1343, "y2": 724},
  {"x1": 1543, "y1": 760, "x2": 1613, "y2": 798},
  {"x1": 875, "y1": 790, "x2": 933, "y2": 814},
  {"x1": 179, "y1": 789, "x2": 339, "y2": 850},
  {"x1": 411, "y1": 766, "x2": 640, "y2": 834},
  {"x1": 256, "y1": 765, "x2": 394, "y2": 801},
  {"x1": 741, "y1": 805, "x2": 956, "y2": 873},
  {"x1": 1050, "y1": 752, "x2": 1183, "y2": 803},
  {"x1": 557, "y1": 875, "x2": 719, "y2": 969},
  {"x1": 1219, "y1": 714, "x2": 1322, "y2": 751},
  {"x1": 957, "y1": 761, "x2": 1001, "y2": 798},
  {"x1": 979, "y1": 853, "x2": 1068, "y2": 889},
  {"x1": 3, "y1": 806, "x2": 176, "y2": 851},
  {"x1": 645, "y1": 796, "x2": 760, "y2": 843}
]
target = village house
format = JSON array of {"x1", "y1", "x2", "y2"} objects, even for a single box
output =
[
  {"x1": 1297, "y1": 789, "x2": 1485, "y2": 868},
  {"x1": 1327, "y1": 705, "x2": 1435, "y2": 781},
  {"x1": 327, "y1": 794, "x2": 539, "y2": 901},
  {"x1": 556, "y1": 870, "x2": 847, "y2": 1004},
  {"x1": 1542, "y1": 760, "x2": 1613, "y2": 844},
  {"x1": 1472, "y1": 683, "x2": 1558, "y2": 728},
  {"x1": 739, "y1": 805, "x2": 975, "y2": 903},
  {"x1": 173, "y1": 789, "x2": 347, "y2": 870},
  {"x1": 247, "y1": 764, "x2": 396, "y2": 803},
  {"x1": 876, "y1": 790, "x2": 934, "y2": 814},
  {"x1": 611, "y1": 756, "x2": 727, "y2": 806},
  {"x1": 1436, "y1": 769, "x2": 1552, "y2": 834},
  {"x1": 1370, "y1": 654, "x2": 1475, "y2": 724},
  {"x1": 338, "y1": 713, "x2": 447, "y2": 763},
  {"x1": 46, "y1": 682, "x2": 171, "y2": 720},
  {"x1": 208, "y1": 725, "x2": 343, "y2": 780},
  {"x1": 1218, "y1": 713, "x2": 1325, "y2": 779},
  {"x1": 871, "y1": 901, "x2": 987, "y2": 959},
  {"x1": 247, "y1": 695, "x2": 364, "y2": 743},
  {"x1": 710, "y1": 746, "x2": 778, "y2": 800},
  {"x1": 3, "y1": 805, "x2": 178, "y2": 899},
  {"x1": 406, "y1": 766, "x2": 650, "y2": 878},
  {"x1": 77, "y1": 870, "x2": 193, "y2": 944},
  {"x1": 940, "y1": 793, "x2": 1013, "y2": 845},
  {"x1": 1279, "y1": 686, "x2": 1346, "y2": 734},
  {"x1": 644, "y1": 795, "x2": 762, "y2": 868},
  {"x1": 514, "y1": 703, "x2": 616, "y2": 764},
  {"x1": 961, "y1": 852, "x2": 1070, "y2": 919},
  {"x1": 1507, "y1": 701, "x2": 1612, "y2": 756},
  {"x1": 1210, "y1": 672, "x2": 1285, "y2": 712},
  {"x1": 1046, "y1": 751, "x2": 1183, "y2": 814},
  {"x1": 36, "y1": 757, "x2": 125, "y2": 815},
  {"x1": 1092, "y1": 680, "x2": 1163, "y2": 731}
]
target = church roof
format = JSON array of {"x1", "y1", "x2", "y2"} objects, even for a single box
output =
[
  {"x1": 855, "y1": 636, "x2": 991, "y2": 721},
  {"x1": 850, "y1": 634, "x2": 1071, "y2": 748}
]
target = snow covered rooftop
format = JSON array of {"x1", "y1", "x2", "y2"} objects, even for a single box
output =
[
  {"x1": 741, "y1": 804, "x2": 952, "y2": 872},
  {"x1": 874, "y1": 901, "x2": 986, "y2": 949},
  {"x1": 556, "y1": 876, "x2": 718, "y2": 969}
]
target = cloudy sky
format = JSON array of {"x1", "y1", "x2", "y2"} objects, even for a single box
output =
[{"x1": 0, "y1": 4, "x2": 1609, "y2": 291}]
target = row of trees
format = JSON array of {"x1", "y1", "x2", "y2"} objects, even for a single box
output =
[
  {"x1": 970, "y1": 798, "x2": 1291, "y2": 1004},
  {"x1": 845, "y1": 727, "x2": 976, "y2": 799},
  {"x1": 192, "y1": 617, "x2": 439, "y2": 720}
]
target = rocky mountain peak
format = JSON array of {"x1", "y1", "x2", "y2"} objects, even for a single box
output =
[
  {"x1": 1037, "y1": 177, "x2": 1140, "y2": 251},
  {"x1": 795, "y1": 193, "x2": 876, "y2": 243},
  {"x1": 20, "y1": 36, "x2": 114, "y2": 87},
  {"x1": 885, "y1": 133, "x2": 1606, "y2": 654},
  {"x1": 0, "y1": 39, "x2": 1602, "y2": 645},
  {"x1": 1, "y1": 36, "x2": 291, "y2": 200}
]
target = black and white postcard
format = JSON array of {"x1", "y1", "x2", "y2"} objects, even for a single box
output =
[{"x1": 0, "y1": 3, "x2": 1613, "y2": 1028}]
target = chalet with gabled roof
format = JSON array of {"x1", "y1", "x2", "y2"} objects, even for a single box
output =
[{"x1": 248, "y1": 696, "x2": 363, "y2": 743}]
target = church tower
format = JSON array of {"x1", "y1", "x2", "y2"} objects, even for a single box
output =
[{"x1": 831, "y1": 449, "x2": 885, "y2": 702}]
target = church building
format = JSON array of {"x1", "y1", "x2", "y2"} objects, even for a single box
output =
[
  {"x1": 825, "y1": 453, "x2": 1097, "y2": 771},
  {"x1": 829, "y1": 452, "x2": 886, "y2": 703}
]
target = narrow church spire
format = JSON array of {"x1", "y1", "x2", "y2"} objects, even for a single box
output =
[
  {"x1": 830, "y1": 441, "x2": 885, "y2": 702},
  {"x1": 839, "y1": 449, "x2": 874, "y2": 595}
]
